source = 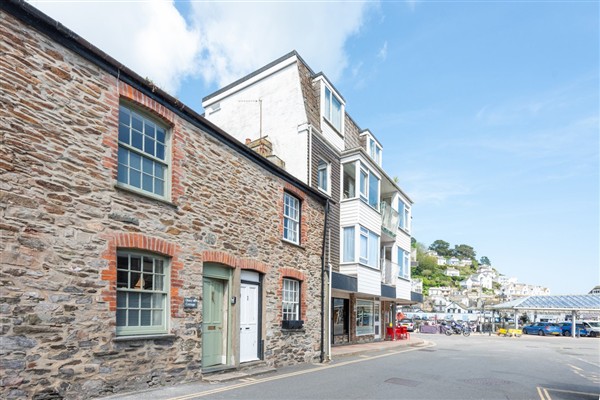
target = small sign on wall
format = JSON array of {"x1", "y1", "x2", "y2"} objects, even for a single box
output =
[{"x1": 184, "y1": 297, "x2": 198, "y2": 309}]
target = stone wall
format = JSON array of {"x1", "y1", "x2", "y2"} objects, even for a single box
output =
[{"x1": 1, "y1": 6, "x2": 325, "y2": 399}]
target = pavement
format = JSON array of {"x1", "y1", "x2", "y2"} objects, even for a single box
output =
[
  {"x1": 102, "y1": 334, "x2": 427, "y2": 399},
  {"x1": 204, "y1": 334, "x2": 425, "y2": 383}
]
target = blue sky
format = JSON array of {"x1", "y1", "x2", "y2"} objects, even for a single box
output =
[{"x1": 31, "y1": 0, "x2": 599, "y2": 295}]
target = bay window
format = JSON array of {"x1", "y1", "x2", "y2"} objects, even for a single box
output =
[
  {"x1": 343, "y1": 161, "x2": 380, "y2": 211},
  {"x1": 342, "y1": 225, "x2": 378, "y2": 268}
]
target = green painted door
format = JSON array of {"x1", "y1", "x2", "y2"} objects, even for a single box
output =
[{"x1": 202, "y1": 277, "x2": 225, "y2": 367}]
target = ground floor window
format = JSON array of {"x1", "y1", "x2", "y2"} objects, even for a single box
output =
[
  {"x1": 282, "y1": 278, "x2": 300, "y2": 321},
  {"x1": 333, "y1": 298, "x2": 349, "y2": 336},
  {"x1": 116, "y1": 251, "x2": 169, "y2": 336},
  {"x1": 356, "y1": 299, "x2": 374, "y2": 335}
]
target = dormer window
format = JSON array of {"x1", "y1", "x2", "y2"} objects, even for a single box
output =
[
  {"x1": 324, "y1": 86, "x2": 342, "y2": 132},
  {"x1": 368, "y1": 137, "x2": 382, "y2": 166}
]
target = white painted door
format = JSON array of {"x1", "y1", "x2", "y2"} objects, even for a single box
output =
[
  {"x1": 374, "y1": 302, "x2": 381, "y2": 339},
  {"x1": 240, "y1": 283, "x2": 259, "y2": 362}
]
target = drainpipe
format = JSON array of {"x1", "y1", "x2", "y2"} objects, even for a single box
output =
[
  {"x1": 320, "y1": 199, "x2": 330, "y2": 363},
  {"x1": 307, "y1": 125, "x2": 313, "y2": 187}
]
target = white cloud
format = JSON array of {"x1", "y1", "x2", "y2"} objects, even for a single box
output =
[
  {"x1": 28, "y1": 0, "x2": 374, "y2": 94},
  {"x1": 189, "y1": 1, "x2": 374, "y2": 87},
  {"x1": 29, "y1": 0, "x2": 200, "y2": 94}
]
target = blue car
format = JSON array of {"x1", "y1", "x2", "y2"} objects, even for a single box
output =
[
  {"x1": 558, "y1": 322, "x2": 588, "y2": 337},
  {"x1": 522, "y1": 322, "x2": 561, "y2": 336}
]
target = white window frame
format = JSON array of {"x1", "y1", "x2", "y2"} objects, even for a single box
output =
[
  {"x1": 317, "y1": 159, "x2": 330, "y2": 195},
  {"x1": 283, "y1": 193, "x2": 300, "y2": 244},
  {"x1": 359, "y1": 226, "x2": 380, "y2": 269},
  {"x1": 117, "y1": 103, "x2": 170, "y2": 200},
  {"x1": 398, "y1": 248, "x2": 410, "y2": 280},
  {"x1": 368, "y1": 137, "x2": 382, "y2": 166},
  {"x1": 116, "y1": 251, "x2": 169, "y2": 336},
  {"x1": 345, "y1": 160, "x2": 379, "y2": 211},
  {"x1": 282, "y1": 278, "x2": 300, "y2": 321},
  {"x1": 342, "y1": 226, "x2": 356, "y2": 263},
  {"x1": 324, "y1": 85, "x2": 343, "y2": 132},
  {"x1": 398, "y1": 200, "x2": 410, "y2": 232}
]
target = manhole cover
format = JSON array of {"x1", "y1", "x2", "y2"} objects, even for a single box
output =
[
  {"x1": 461, "y1": 378, "x2": 513, "y2": 386},
  {"x1": 385, "y1": 378, "x2": 421, "y2": 387}
]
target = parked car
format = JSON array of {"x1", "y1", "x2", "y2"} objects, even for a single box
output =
[
  {"x1": 558, "y1": 322, "x2": 588, "y2": 337},
  {"x1": 582, "y1": 321, "x2": 600, "y2": 337},
  {"x1": 398, "y1": 318, "x2": 415, "y2": 332},
  {"x1": 522, "y1": 322, "x2": 561, "y2": 336}
]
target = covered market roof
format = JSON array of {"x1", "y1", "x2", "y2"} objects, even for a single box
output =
[{"x1": 491, "y1": 294, "x2": 600, "y2": 312}]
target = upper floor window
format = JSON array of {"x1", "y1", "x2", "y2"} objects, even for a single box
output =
[
  {"x1": 324, "y1": 86, "x2": 342, "y2": 132},
  {"x1": 398, "y1": 200, "x2": 410, "y2": 232},
  {"x1": 368, "y1": 137, "x2": 382, "y2": 166},
  {"x1": 359, "y1": 226, "x2": 379, "y2": 269},
  {"x1": 398, "y1": 248, "x2": 410, "y2": 280},
  {"x1": 343, "y1": 161, "x2": 379, "y2": 210},
  {"x1": 118, "y1": 104, "x2": 168, "y2": 199},
  {"x1": 116, "y1": 251, "x2": 169, "y2": 336},
  {"x1": 317, "y1": 159, "x2": 330, "y2": 194},
  {"x1": 283, "y1": 193, "x2": 300, "y2": 244},
  {"x1": 282, "y1": 278, "x2": 300, "y2": 321}
]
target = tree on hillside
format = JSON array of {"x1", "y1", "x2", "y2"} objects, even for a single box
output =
[
  {"x1": 480, "y1": 256, "x2": 491, "y2": 265},
  {"x1": 453, "y1": 244, "x2": 476, "y2": 260},
  {"x1": 429, "y1": 240, "x2": 451, "y2": 256}
]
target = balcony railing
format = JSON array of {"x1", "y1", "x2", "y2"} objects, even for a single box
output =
[
  {"x1": 380, "y1": 202, "x2": 399, "y2": 238},
  {"x1": 381, "y1": 259, "x2": 399, "y2": 286}
]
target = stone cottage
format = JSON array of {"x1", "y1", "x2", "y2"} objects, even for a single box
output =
[{"x1": 0, "y1": 1, "x2": 328, "y2": 398}]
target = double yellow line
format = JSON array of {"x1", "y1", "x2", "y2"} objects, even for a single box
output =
[
  {"x1": 537, "y1": 386, "x2": 599, "y2": 400},
  {"x1": 168, "y1": 343, "x2": 435, "y2": 400}
]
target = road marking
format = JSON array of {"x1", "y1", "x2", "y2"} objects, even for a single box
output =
[
  {"x1": 540, "y1": 387, "x2": 600, "y2": 399},
  {"x1": 536, "y1": 386, "x2": 551, "y2": 400},
  {"x1": 167, "y1": 343, "x2": 436, "y2": 400}
]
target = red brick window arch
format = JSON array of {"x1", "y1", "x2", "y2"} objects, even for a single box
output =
[
  {"x1": 100, "y1": 233, "x2": 183, "y2": 336},
  {"x1": 280, "y1": 268, "x2": 307, "y2": 328}
]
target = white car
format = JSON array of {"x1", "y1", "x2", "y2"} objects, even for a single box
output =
[
  {"x1": 582, "y1": 321, "x2": 600, "y2": 337},
  {"x1": 399, "y1": 319, "x2": 415, "y2": 332}
]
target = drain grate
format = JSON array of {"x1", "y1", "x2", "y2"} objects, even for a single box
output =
[
  {"x1": 461, "y1": 378, "x2": 513, "y2": 386},
  {"x1": 385, "y1": 378, "x2": 421, "y2": 387}
]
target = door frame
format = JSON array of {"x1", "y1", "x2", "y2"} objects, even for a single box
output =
[
  {"x1": 240, "y1": 272, "x2": 262, "y2": 362},
  {"x1": 202, "y1": 263, "x2": 233, "y2": 369}
]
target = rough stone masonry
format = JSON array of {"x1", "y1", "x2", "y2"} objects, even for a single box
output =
[{"x1": 0, "y1": 3, "x2": 327, "y2": 399}]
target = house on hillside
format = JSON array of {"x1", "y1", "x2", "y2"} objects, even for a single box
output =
[
  {"x1": 1, "y1": 2, "x2": 328, "y2": 398},
  {"x1": 201, "y1": 51, "x2": 416, "y2": 345},
  {"x1": 445, "y1": 267, "x2": 460, "y2": 277}
]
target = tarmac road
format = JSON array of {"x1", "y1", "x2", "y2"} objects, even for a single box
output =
[{"x1": 106, "y1": 333, "x2": 600, "y2": 400}]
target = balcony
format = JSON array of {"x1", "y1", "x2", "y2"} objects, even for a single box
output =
[
  {"x1": 380, "y1": 201, "x2": 399, "y2": 239},
  {"x1": 381, "y1": 259, "x2": 399, "y2": 286}
]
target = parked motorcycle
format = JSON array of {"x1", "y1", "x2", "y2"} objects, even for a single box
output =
[{"x1": 444, "y1": 322, "x2": 471, "y2": 337}]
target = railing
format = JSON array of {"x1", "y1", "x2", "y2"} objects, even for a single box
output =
[
  {"x1": 380, "y1": 202, "x2": 399, "y2": 237},
  {"x1": 381, "y1": 259, "x2": 399, "y2": 286}
]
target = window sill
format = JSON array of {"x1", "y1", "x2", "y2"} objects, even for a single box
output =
[
  {"x1": 114, "y1": 183, "x2": 177, "y2": 208},
  {"x1": 281, "y1": 328, "x2": 306, "y2": 333},
  {"x1": 114, "y1": 333, "x2": 176, "y2": 342},
  {"x1": 281, "y1": 238, "x2": 305, "y2": 250}
]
